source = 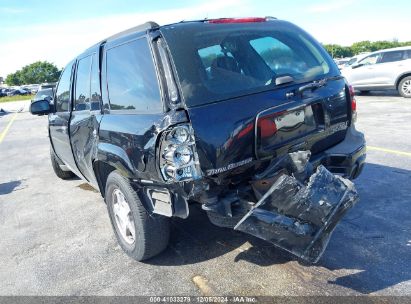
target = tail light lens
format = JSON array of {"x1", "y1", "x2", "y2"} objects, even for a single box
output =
[
  {"x1": 159, "y1": 124, "x2": 202, "y2": 182},
  {"x1": 349, "y1": 85, "x2": 357, "y2": 123},
  {"x1": 258, "y1": 116, "x2": 277, "y2": 138}
]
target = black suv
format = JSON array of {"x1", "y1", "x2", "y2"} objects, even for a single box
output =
[{"x1": 31, "y1": 17, "x2": 366, "y2": 263}]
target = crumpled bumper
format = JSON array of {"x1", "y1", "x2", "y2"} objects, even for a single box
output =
[{"x1": 234, "y1": 163, "x2": 359, "y2": 263}]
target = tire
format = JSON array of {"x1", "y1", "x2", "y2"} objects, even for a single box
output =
[
  {"x1": 398, "y1": 76, "x2": 411, "y2": 98},
  {"x1": 50, "y1": 148, "x2": 74, "y2": 179},
  {"x1": 105, "y1": 171, "x2": 170, "y2": 261}
]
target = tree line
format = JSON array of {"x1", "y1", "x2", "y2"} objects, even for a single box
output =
[
  {"x1": 5, "y1": 61, "x2": 61, "y2": 86},
  {"x1": 323, "y1": 40, "x2": 411, "y2": 58}
]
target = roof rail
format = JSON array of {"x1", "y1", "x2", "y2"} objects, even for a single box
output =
[{"x1": 105, "y1": 21, "x2": 160, "y2": 41}]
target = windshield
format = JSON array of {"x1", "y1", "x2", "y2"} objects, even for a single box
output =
[{"x1": 161, "y1": 21, "x2": 336, "y2": 107}]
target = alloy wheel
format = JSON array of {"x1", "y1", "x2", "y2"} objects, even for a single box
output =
[
  {"x1": 112, "y1": 188, "x2": 136, "y2": 245},
  {"x1": 402, "y1": 80, "x2": 411, "y2": 96}
]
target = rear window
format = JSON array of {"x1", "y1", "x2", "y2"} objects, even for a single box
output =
[{"x1": 161, "y1": 21, "x2": 336, "y2": 107}]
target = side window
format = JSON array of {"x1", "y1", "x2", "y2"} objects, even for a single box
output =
[
  {"x1": 74, "y1": 56, "x2": 92, "y2": 111},
  {"x1": 55, "y1": 62, "x2": 74, "y2": 112},
  {"x1": 380, "y1": 51, "x2": 405, "y2": 64},
  {"x1": 406, "y1": 50, "x2": 411, "y2": 59},
  {"x1": 106, "y1": 38, "x2": 162, "y2": 112},
  {"x1": 358, "y1": 53, "x2": 381, "y2": 66},
  {"x1": 90, "y1": 53, "x2": 102, "y2": 111}
]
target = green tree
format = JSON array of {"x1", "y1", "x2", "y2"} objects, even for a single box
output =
[
  {"x1": 5, "y1": 70, "x2": 22, "y2": 86},
  {"x1": 5, "y1": 61, "x2": 61, "y2": 86},
  {"x1": 323, "y1": 44, "x2": 353, "y2": 58},
  {"x1": 350, "y1": 41, "x2": 374, "y2": 55}
]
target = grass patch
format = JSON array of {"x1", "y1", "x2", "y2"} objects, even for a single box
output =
[{"x1": 0, "y1": 94, "x2": 33, "y2": 103}]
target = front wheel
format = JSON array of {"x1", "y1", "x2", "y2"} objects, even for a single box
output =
[
  {"x1": 398, "y1": 76, "x2": 411, "y2": 98},
  {"x1": 105, "y1": 171, "x2": 170, "y2": 261}
]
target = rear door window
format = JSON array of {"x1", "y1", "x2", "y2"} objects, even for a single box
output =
[
  {"x1": 74, "y1": 55, "x2": 92, "y2": 111},
  {"x1": 55, "y1": 61, "x2": 74, "y2": 112},
  {"x1": 380, "y1": 50, "x2": 405, "y2": 63},
  {"x1": 106, "y1": 38, "x2": 162, "y2": 113}
]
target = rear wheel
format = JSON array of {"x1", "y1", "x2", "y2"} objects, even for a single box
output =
[
  {"x1": 398, "y1": 76, "x2": 411, "y2": 98},
  {"x1": 105, "y1": 171, "x2": 170, "y2": 261},
  {"x1": 50, "y1": 148, "x2": 74, "y2": 179}
]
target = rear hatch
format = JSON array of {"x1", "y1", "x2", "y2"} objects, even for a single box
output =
[
  {"x1": 161, "y1": 19, "x2": 350, "y2": 177},
  {"x1": 186, "y1": 79, "x2": 349, "y2": 176}
]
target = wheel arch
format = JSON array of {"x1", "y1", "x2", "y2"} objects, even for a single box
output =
[
  {"x1": 93, "y1": 142, "x2": 136, "y2": 197},
  {"x1": 395, "y1": 73, "x2": 411, "y2": 89}
]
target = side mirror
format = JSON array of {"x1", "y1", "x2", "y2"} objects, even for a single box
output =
[{"x1": 30, "y1": 99, "x2": 52, "y2": 116}]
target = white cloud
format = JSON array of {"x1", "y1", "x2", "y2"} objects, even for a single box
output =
[{"x1": 0, "y1": 0, "x2": 250, "y2": 77}]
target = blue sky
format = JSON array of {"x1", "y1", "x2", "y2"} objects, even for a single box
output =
[{"x1": 1, "y1": 0, "x2": 410, "y2": 77}]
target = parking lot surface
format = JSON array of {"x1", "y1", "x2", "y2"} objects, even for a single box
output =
[{"x1": 0, "y1": 93, "x2": 410, "y2": 296}]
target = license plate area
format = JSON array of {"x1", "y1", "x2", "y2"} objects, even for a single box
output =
[{"x1": 256, "y1": 105, "x2": 319, "y2": 158}]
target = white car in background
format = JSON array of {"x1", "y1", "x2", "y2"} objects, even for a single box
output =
[
  {"x1": 340, "y1": 53, "x2": 370, "y2": 70},
  {"x1": 334, "y1": 58, "x2": 351, "y2": 70},
  {"x1": 342, "y1": 46, "x2": 411, "y2": 97}
]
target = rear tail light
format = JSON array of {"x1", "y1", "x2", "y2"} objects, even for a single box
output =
[
  {"x1": 159, "y1": 124, "x2": 202, "y2": 182},
  {"x1": 349, "y1": 85, "x2": 357, "y2": 123},
  {"x1": 206, "y1": 17, "x2": 267, "y2": 24},
  {"x1": 258, "y1": 116, "x2": 277, "y2": 138},
  {"x1": 257, "y1": 112, "x2": 284, "y2": 138}
]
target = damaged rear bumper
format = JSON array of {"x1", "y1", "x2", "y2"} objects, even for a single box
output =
[{"x1": 210, "y1": 127, "x2": 365, "y2": 263}]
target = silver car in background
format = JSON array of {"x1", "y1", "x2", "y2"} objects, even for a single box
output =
[{"x1": 342, "y1": 46, "x2": 411, "y2": 98}]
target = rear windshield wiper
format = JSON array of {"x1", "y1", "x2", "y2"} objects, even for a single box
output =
[
  {"x1": 298, "y1": 79, "x2": 327, "y2": 94},
  {"x1": 298, "y1": 76, "x2": 343, "y2": 94}
]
